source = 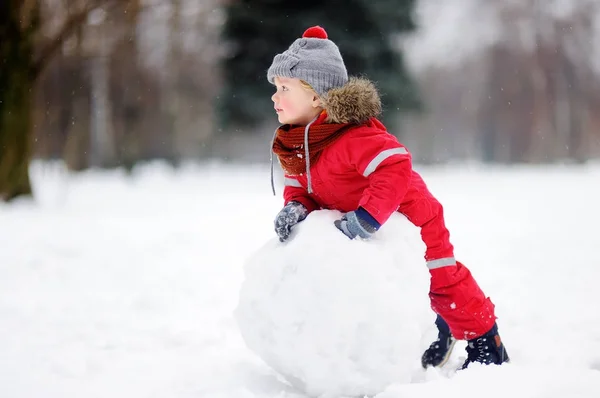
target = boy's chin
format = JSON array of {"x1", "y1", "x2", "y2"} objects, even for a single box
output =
[
  {"x1": 278, "y1": 115, "x2": 293, "y2": 125},
  {"x1": 278, "y1": 115, "x2": 305, "y2": 125}
]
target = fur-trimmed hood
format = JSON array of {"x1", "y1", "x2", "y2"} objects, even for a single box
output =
[{"x1": 321, "y1": 77, "x2": 382, "y2": 124}]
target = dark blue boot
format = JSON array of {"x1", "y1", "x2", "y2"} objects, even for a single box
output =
[
  {"x1": 421, "y1": 315, "x2": 456, "y2": 368},
  {"x1": 461, "y1": 323, "x2": 510, "y2": 369}
]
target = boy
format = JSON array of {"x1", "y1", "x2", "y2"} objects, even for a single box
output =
[{"x1": 268, "y1": 26, "x2": 509, "y2": 369}]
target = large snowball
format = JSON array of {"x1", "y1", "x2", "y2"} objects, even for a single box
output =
[{"x1": 234, "y1": 210, "x2": 433, "y2": 397}]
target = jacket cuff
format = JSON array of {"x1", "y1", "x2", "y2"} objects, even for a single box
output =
[
  {"x1": 287, "y1": 196, "x2": 319, "y2": 213},
  {"x1": 355, "y1": 207, "x2": 381, "y2": 231}
]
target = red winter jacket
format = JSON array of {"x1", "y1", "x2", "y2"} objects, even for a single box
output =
[{"x1": 279, "y1": 78, "x2": 455, "y2": 264}]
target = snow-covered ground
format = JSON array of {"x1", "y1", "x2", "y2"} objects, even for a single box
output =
[{"x1": 1, "y1": 161, "x2": 599, "y2": 398}]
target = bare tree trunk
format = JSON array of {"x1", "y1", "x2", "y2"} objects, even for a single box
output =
[
  {"x1": 479, "y1": 46, "x2": 503, "y2": 163},
  {"x1": 0, "y1": 1, "x2": 38, "y2": 200},
  {"x1": 529, "y1": 42, "x2": 555, "y2": 162},
  {"x1": 89, "y1": 36, "x2": 115, "y2": 167},
  {"x1": 565, "y1": 10, "x2": 595, "y2": 163},
  {"x1": 554, "y1": 50, "x2": 573, "y2": 161},
  {"x1": 162, "y1": 0, "x2": 182, "y2": 164},
  {"x1": 63, "y1": 26, "x2": 91, "y2": 171},
  {"x1": 111, "y1": 0, "x2": 144, "y2": 170}
]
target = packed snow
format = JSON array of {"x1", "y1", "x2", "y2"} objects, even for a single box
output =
[
  {"x1": 235, "y1": 211, "x2": 430, "y2": 397},
  {"x1": 1, "y1": 161, "x2": 600, "y2": 398}
]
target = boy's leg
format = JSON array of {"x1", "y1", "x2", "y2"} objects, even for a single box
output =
[
  {"x1": 435, "y1": 314, "x2": 450, "y2": 335},
  {"x1": 415, "y1": 202, "x2": 497, "y2": 338},
  {"x1": 428, "y1": 261, "x2": 496, "y2": 339},
  {"x1": 404, "y1": 198, "x2": 509, "y2": 367},
  {"x1": 427, "y1": 263, "x2": 509, "y2": 368},
  {"x1": 419, "y1": 210, "x2": 509, "y2": 367}
]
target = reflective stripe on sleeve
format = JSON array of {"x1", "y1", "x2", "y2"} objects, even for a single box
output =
[
  {"x1": 284, "y1": 177, "x2": 302, "y2": 188},
  {"x1": 363, "y1": 147, "x2": 409, "y2": 177},
  {"x1": 426, "y1": 257, "x2": 456, "y2": 270}
]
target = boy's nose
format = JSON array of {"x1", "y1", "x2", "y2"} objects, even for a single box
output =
[{"x1": 271, "y1": 92, "x2": 278, "y2": 102}]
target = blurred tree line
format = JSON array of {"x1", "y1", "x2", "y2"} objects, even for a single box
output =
[
  {"x1": 1, "y1": 0, "x2": 223, "y2": 200},
  {"x1": 1, "y1": 0, "x2": 600, "y2": 201},
  {"x1": 402, "y1": 0, "x2": 600, "y2": 163}
]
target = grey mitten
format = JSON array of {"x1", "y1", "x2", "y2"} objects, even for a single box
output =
[
  {"x1": 334, "y1": 208, "x2": 380, "y2": 239},
  {"x1": 274, "y1": 201, "x2": 308, "y2": 242}
]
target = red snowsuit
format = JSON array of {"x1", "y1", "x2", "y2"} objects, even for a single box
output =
[{"x1": 281, "y1": 111, "x2": 496, "y2": 339}]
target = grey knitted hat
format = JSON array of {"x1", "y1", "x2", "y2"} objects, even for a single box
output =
[{"x1": 267, "y1": 26, "x2": 348, "y2": 97}]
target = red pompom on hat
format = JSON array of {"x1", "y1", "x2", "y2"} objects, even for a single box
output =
[{"x1": 302, "y1": 26, "x2": 328, "y2": 39}]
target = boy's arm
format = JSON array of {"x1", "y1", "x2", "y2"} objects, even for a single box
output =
[
  {"x1": 346, "y1": 130, "x2": 413, "y2": 226},
  {"x1": 282, "y1": 175, "x2": 320, "y2": 213}
]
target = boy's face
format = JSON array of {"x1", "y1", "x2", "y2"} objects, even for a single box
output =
[{"x1": 272, "y1": 77, "x2": 321, "y2": 125}]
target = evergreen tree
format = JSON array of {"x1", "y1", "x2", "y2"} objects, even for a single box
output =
[{"x1": 219, "y1": 0, "x2": 420, "y2": 131}]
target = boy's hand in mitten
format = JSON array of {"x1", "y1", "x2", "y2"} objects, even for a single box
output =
[
  {"x1": 274, "y1": 201, "x2": 308, "y2": 242},
  {"x1": 334, "y1": 207, "x2": 380, "y2": 240}
]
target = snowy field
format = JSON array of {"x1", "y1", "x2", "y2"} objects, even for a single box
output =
[{"x1": 1, "y1": 161, "x2": 600, "y2": 398}]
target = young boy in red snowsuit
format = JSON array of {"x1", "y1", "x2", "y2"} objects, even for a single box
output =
[{"x1": 268, "y1": 26, "x2": 509, "y2": 369}]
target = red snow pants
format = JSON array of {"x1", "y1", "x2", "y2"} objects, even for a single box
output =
[{"x1": 400, "y1": 200, "x2": 497, "y2": 340}]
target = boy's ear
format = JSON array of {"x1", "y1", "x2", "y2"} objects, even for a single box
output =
[{"x1": 312, "y1": 95, "x2": 322, "y2": 108}]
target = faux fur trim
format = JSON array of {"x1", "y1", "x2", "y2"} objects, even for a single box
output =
[{"x1": 321, "y1": 77, "x2": 382, "y2": 124}]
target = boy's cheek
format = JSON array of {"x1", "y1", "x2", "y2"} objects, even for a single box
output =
[{"x1": 281, "y1": 104, "x2": 294, "y2": 115}]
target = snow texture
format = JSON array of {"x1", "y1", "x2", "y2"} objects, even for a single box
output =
[
  {"x1": 1, "y1": 161, "x2": 600, "y2": 398},
  {"x1": 235, "y1": 210, "x2": 429, "y2": 397}
]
